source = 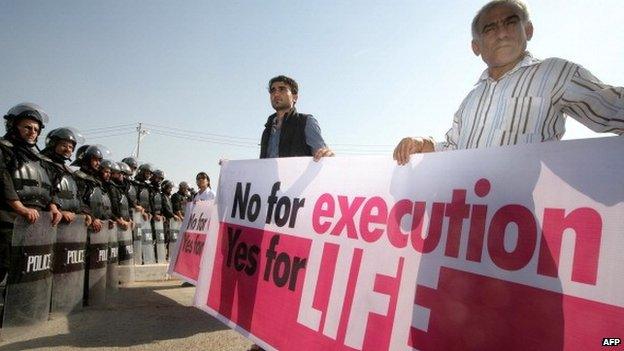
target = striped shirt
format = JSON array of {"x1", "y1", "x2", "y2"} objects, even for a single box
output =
[{"x1": 437, "y1": 53, "x2": 624, "y2": 151}]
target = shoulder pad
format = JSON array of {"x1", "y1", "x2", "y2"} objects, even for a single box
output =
[
  {"x1": 0, "y1": 138, "x2": 13, "y2": 148},
  {"x1": 38, "y1": 153, "x2": 54, "y2": 163}
]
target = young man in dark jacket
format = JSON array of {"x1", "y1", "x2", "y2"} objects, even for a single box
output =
[{"x1": 259, "y1": 75, "x2": 334, "y2": 160}]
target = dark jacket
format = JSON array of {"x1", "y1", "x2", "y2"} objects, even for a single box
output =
[
  {"x1": 260, "y1": 109, "x2": 312, "y2": 158},
  {"x1": 171, "y1": 191, "x2": 189, "y2": 215}
]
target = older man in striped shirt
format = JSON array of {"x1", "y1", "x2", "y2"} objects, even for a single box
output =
[{"x1": 394, "y1": 0, "x2": 623, "y2": 164}]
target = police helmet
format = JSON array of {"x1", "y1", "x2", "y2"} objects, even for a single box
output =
[
  {"x1": 121, "y1": 156, "x2": 139, "y2": 169},
  {"x1": 70, "y1": 144, "x2": 90, "y2": 166},
  {"x1": 83, "y1": 144, "x2": 110, "y2": 161},
  {"x1": 153, "y1": 169, "x2": 165, "y2": 179},
  {"x1": 45, "y1": 127, "x2": 85, "y2": 148},
  {"x1": 138, "y1": 163, "x2": 154, "y2": 173},
  {"x1": 4, "y1": 103, "x2": 49, "y2": 144},
  {"x1": 117, "y1": 162, "x2": 133, "y2": 176},
  {"x1": 4, "y1": 103, "x2": 49, "y2": 130},
  {"x1": 100, "y1": 159, "x2": 120, "y2": 172}
]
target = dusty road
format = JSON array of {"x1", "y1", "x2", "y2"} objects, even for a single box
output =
[{"x1": 0, "y1": 281, "x2": 253, "y2": 351}]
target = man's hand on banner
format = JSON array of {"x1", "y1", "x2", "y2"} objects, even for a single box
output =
[
  {"x1": 313, "y1": 147, "x2": 335, "y2": 161},
  {"x1": 393, "y1": 136, "x2": 435, "y2": 165}
]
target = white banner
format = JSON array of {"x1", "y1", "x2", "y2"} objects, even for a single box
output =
[{"x1": 192, "y1": 137, "x2": 624, "y2": 351}]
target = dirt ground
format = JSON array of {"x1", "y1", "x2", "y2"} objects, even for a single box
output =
[{"x1": 0, "y1": 281, "x2": 253, "y2": 351}]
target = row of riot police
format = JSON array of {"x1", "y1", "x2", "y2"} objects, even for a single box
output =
[{"x1": 0, "y1": 102, "x2": 192, "y2": 336}]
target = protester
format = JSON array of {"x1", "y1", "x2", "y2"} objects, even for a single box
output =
[
  {"x1": 192, "y1": 172, "x2": 215, "y2": 202},
  {"x1": 393, "y1": 0, "x2": 623, "y2": 164},
  {"x1": 249, "y1": 75, "x2": 336, "y2": 350},
  {"x1": 260, "y1": 75, "x2": 334, "y2": 160}
]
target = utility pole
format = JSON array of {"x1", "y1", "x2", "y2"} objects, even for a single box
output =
[{"x1": 135, "y1": 123, "x2": 149, "y2": 159}]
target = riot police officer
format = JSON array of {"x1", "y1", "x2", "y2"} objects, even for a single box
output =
[
  {"x1": 41, "y1": 127, "x2": 86, "y2": 223},
  {"x1": 116, "y1": 161, "x2": 136, "y2": 218},
  {"x1": 120, "y1": 157, "x2": 139, "y2": 208},
  {"x1": 0, "y1": 103, "x2": 62, "y2": 319},
  {"x1": 134, "y1": 163, "x2": 153, "y2": 221},
  {"x1": 100, "y1": 160, "x2": 130, "y2": 230},
  {"x1": 161, "y1": 180, "x2": 181, "y2": 222},
  {"x1": 171, "y1": 181, "x2": 190, "y2": 218},
  {"x1": 149, "y1": 169, "x2": 165, "y2": 222},
  {"x1": 121, "y1": 157, "x2": 139, "y2": 177},
  {"x1": 73, "y1": 145, "x2": 112, "y2": 232},
  {"x1": 160, "y1": 180, "x2": 178, "y2": 259}
]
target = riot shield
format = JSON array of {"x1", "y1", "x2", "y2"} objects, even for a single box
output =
[
  {"x1": 106, "y1": 223, "x2": 119, "y2": 293},
  {"x1": 153, "y1": 219, "x2": 166, "y2": 263},
  {"x1": 117, "y1": 225, "x2": 134, "y2": 283},
  {"x1": 141, "y1": 219, "x2": 155, "y2": 264},
  {"x1": 85, "y1": 225, "x2": 110, "y2": 306},
  {"x1": 2, "y1": 212, "x2": 57, "y2": 339},
  {"x1": 132, "y1": 211, "x2": 143, "y2": 265},
  {"x1": 168, "y1": 219, "x2": 181, "y2": 261},
  {"x1": 50, "y1": 215, "x2": 87, "y2": 316}
]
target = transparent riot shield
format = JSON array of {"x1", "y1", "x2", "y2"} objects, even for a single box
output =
[
  {"x1": 2, "y1": 212, "x2": 57, "y2": 339},
  {"x1": 141, "y1": 219, "x2": 155, "y2": 264},
  {"x1": 154, "y1": 219, "x2": 166, "y2": 263},
  {"x1": 117, "y1": 224, "x2": 134, "y2": 283},
  {"x1": 168, "y1": 219, "x2": 181, "y2": 261},
  {"x1": 85, "y1": 224, "x2": 110, "y2": 306},
  {"x1": 132, "y1": 211, "x2": 143, "y2": 265},
  {"x1": 106, "y1": 223, "x2": 119, "y2": 294},
  {"x1": 50, "y1": 215, "x2": 87, "y2": 316}
]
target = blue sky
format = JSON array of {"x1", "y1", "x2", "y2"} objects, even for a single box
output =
[{"x1": 1, "y1": 0, "x2": 622, "y2": 187}]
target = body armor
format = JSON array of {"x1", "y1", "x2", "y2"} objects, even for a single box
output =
[
  {"x1": 138, "y1": 187, "x2": 150, "y2": 209},
  {"x1": 11, "y1": 158, "x2": 53, "y2": 208},
  {"x1": 89, "y1": 187, "x2": 112, "y2": 220},
  {"x1": 126, "y1": 182, "x2": 137, "y2": 204},
  {"x1": 55, "y1": 172, "x2": 81, "y2": 212},
  {"x1": 151, "y1": 191, "x2": 163, "y2": 215},
  {"x1": 163, "y1": 195, "x2": 173, "y2": 216},
  {"x1": 119, "y1": 193, "x2": 130, "y2": 219}
]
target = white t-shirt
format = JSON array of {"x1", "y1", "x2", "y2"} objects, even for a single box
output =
[{"x1": 193, "y1": 188, "x2": 216, "y2": 202}]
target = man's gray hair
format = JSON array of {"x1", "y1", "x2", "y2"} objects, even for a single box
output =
[{"x1": 471, "y1": 0, "x2": 530, "y2": 38}]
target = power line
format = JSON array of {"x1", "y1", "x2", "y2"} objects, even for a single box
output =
[
  {"x1": 79, "y1": 123, "x2": 396, "y2": 153},
  {"x1": 86, "y1": 131, "x2": 137, "y2": 140},
  {"x1": 142, "y1": 122, "x2": 258, "y2": 142},
  {"x1": 83, "y1": 127, "x2": 136, "y2": 136},
  {"x1": 149, "y1": 130, "x2": 259, "y2": 148},
  {"x1": 81, "y1": 123, "x2": 136, "y2": 132},
  {"x1": 146, "y1": 127, "x2": 259, "y2": 145}
]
